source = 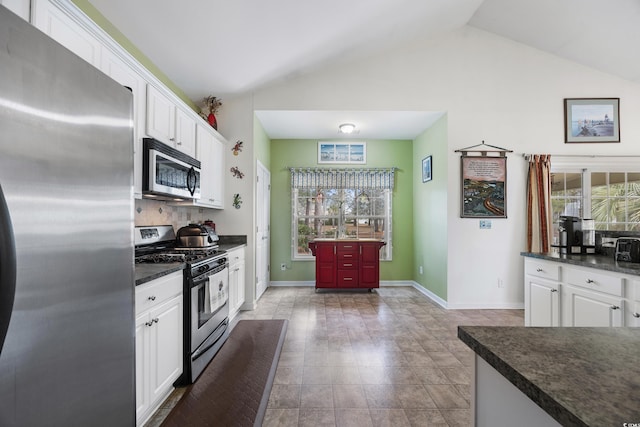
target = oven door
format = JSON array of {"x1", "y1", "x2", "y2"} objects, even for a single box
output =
[{"x1": 190, "y1": 265, "x2": 229, "y2": 353}]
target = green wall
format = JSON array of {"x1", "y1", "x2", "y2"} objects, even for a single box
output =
[
  {"x1": 412, "y1": 115, "x2": 448, "y2": 299},
  {"x1": 71, "y1": 0, "x2": 198, "y2": 111},
  {"x1": 270, "y1": 139, "x2": 414, "y2": 282},
  {"x1": 253, "y1": 116, "x2": 270, "y2": 169}
]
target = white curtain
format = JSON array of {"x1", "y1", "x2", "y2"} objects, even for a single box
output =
[{"x1": 527, "y1": 155, "x2": 552, "y2": 252}]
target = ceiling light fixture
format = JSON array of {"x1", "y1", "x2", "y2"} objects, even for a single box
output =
[{"x1": 338, "y1": 123, "x2": 356, "y2": 134}]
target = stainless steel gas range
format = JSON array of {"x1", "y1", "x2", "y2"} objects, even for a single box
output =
[{"x1": 135, "y1": 225, "x2": 230, "y2": 385}]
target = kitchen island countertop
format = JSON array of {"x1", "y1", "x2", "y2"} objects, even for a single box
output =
[
  {"x1": 521, "y1": 251, "x2": 640, "y2": 276},
  {"x1": 458, "y1": 326, "x2": 640, "y2": 426}
]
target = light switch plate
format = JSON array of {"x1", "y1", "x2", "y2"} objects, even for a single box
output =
[{"x1": 479, "y1": 220, "x2": 492, "y2": 229}]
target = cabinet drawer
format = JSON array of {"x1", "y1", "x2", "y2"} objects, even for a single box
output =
[
  {"x1": 136, "y1": 271, "x2": 183, "y2": 315},
  {"x1": 337, "y1": 250, "x2": 357, "y2": 261},
  {"x1": 337, "y1": 270, "x2": 358, "y2": 287},
  {"x1": 525, "y1": 259, "x2": 560, "y2": 281},
  {"x1": 338, "y1": 260, "x2": 357, "y2": 269},
  {"x1": 565, "y1": 267, "x2": 623, "y2": 297},
  {"x1": 227, "y1": 247, "x2": 245, "y2": 267}
]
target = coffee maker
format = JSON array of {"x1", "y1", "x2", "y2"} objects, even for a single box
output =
[
  {"x1": 558, "y1": 216, "x2": 581, "y2": 254},
  {"x1": 558, "y1": 216, "x2": 596, "y2": 254}
]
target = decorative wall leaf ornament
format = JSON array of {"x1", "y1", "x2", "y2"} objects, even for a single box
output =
[
  {"x1": 230, "y1": 166, "x2": 245, "y2": 179},
  {"x1": 232, "y1": 140, "x2": 243, "y2": 156},
  {"x1": 233, "y1": 193, "x2": 242, "y2": 209}
]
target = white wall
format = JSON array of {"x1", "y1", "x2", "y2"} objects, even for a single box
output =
[{"x1": 222, "y1": 25, "x2": 640, "y2": 308}]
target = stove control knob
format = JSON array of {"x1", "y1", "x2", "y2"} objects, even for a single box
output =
[{"x1": 198, "y1": 265, "x2": 209, "y2": 274}]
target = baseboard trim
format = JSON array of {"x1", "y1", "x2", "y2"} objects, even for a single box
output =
[{"x1": 267, "y1": 280, "x2": 523, "y2": 310}]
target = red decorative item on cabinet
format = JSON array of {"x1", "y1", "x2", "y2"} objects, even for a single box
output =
[
  {"x1": 207, "y1": 113, "x2": 217, "y2": 130},
  {"x1": 308, "y1": 240, "x2": 386, "y2": 291}
]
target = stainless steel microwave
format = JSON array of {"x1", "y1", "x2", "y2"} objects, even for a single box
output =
[{"x1": 142, "y1": 138, "x2": 201, "y2": 200}]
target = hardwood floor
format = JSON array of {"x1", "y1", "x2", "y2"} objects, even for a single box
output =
[{"x1": 145, "y1": 286, "x2": 523, "y2": 427}]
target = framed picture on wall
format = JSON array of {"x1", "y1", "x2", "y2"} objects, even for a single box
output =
[
  {"x1": 460, "y1": 156, "x2": 506, "y2": 218},
  {"x1": 564, "y1": 98, "x2": 620, "y2": 143},
  {"x1": 422, "y1": 155, "x2": 432, "y2": 182},
  {"x1": 318, "y1": 142, "x2": 366, "y2": 164}
]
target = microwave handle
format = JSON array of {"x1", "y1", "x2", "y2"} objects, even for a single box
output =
[
  {"x1": 0, "y1": 182, "x2": 17, "y2": 355},
  {"x1": 187, "y1": 167, "x2": 197, "y2": 196}
]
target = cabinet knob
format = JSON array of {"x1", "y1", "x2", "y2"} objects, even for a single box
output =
[
  {"x1": 550, "y1": 289, "x2": 558, "y2": 293},
  {"x1": 586, "y1": 279, "x2": 595, "y2": 284},
  {"x1": 148, "y1": 295, "x2": 156, "y2": 301},
  {"x1": 145, "y1": 321, "x2": 153, "y2": 327},
  {"x1": 633, "y1": 312, "x2": 640, "y2": 318},
  {"x1": 177, "y1": 141, "x2": 182, "y2": 145},
  {"x1": 169, "y1": 137, "x2": 175, "y2": 141},
  {"x1": 536, "y1": 268, "x2": 543, "y2": 272},
  {"x1": 610, "y1": 305, "x2": 620, "y2": 310},
  {"x1": 152, "y1": 318, "x2": 159, "y2": 323}
]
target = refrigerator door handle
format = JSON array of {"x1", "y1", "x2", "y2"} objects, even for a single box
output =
[{"x1": 0, "y1": 182, "x2": 16, "y2": 354}]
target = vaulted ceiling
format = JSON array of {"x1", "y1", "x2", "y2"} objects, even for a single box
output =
[{"x1": 87, "y1": 0, "x2": 640, "y2": 138}]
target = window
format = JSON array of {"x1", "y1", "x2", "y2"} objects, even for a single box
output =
[
  {"x1": 551, "y1": 167, "x2": 640, "y2": 235},
  {"x1": 290, "y1": 168, "x2": 394, "y2": 260}
]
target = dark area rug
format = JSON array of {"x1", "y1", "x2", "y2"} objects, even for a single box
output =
[{"x1": 160, "y1": 319, "x2": 288, "y2": 427}]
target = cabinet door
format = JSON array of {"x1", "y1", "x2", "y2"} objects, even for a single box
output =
[
  {"x1": 627, "y1": 301, "x2": 640, "y2": 327},
  {"x1": 315, "y1": 244, "x2": 336, "y2": 288},
  {"x1": 149, "y1": 295, "x2": 183, "y2": 404},
  {"x1": 525, "y1": 278, "x2": 560, "y2": 327},
  {"x1": 175, "y1": 107, "x2": 196, "y2": 157},
  {"x1": 101, "y1": 48, "x2": 146, "y2": 198},
  {"x1": 135, "y1": 312, "x2": 150, "y2": 423},
  {"x1": 359, "y1": 243, "x2": 381, "y2": 289},
  {"x1": 146, "y1": 85, "x2": 175, "y2": 145},
  {"x1": 195, "y1": 124, "x2": 216, "y2": 207},
  {"x1": 209, "y1": 136, "x2": 225, "y2": 209},
  {"x1": 563, "y1": 285, "x2": 623, "y2": 327},
  {"x1": 32, "y1": 0, "x2": 101, "y2": 67}
]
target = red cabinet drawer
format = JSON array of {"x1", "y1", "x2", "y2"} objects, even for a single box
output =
[
  {"x1": 337, "y1": 270, "x2": 359, "y2": 288},
  {"x1": 338, "y1": 260, "x2": 357, "y2": 269}
]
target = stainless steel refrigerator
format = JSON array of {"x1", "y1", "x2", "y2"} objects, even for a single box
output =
[{"x1": 0, "y1": 6, "x2": 135, "y2": 426}]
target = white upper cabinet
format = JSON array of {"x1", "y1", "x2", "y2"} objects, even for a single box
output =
[
  {"x1": 1, "y1": 0, "x2": 30, "y2": 21},
  {"x1": 32, "y1": 0, "x2": 102, "y2": 67},
  {"x1": 195, "y1": 123, "x2": 224, "y2": 209},
  {"x1": 101, "y1": 48, "x2": 146, "y2": 198},
  {"x1": 146, "y1": 84, "x2": 196, "y2": 158}
]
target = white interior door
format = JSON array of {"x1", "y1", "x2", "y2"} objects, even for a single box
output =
[{"x1": 255, "y1": 161, "x2": 270, "y2": 299}]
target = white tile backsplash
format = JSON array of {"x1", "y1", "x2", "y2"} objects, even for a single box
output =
[{"x1": 135, "y1": 199, "x2": 216, "y2": 232}]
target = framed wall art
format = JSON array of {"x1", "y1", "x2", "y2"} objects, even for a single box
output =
[
  {"x1": 422, "y1": 155, "x2": 432, "y2": 183},
  {"x1": 564, "y1": 98, "x2": 620, "y2": 143},
  {"x1": 318, "y1": 142, "x2": 366, "y2": 164},
  {"x1": 461, "y1": 156, "x2": 506, "y2": 218}
]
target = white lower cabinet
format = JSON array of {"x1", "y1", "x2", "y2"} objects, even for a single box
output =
[
  {"x1": 135, "y1": 271, "x2": 183, "y2": 426},
  {"x1": 228, "y1": 247, "x2": 246, "y2": 318},
  {"x1": 525, "y1": 278, "x2": 560, "y2": 327},
  {"x1": 524, "y1": 257, "x2": 637, "y2": 327},
  {"x1": 562, "y1": 285, "x2": 623, "y2": 327}
]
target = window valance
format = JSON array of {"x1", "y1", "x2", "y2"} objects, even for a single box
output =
[{"x1": 289, "y1": 167, "x2": 396, "y2": 190}]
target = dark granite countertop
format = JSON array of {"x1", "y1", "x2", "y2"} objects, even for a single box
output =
[
  {"x1": 458, "y1": 326, "x2": 640, "y2": 427},
  {"x1": 134, "y1": 238, "x2": 247, "y2": 286},
  {"x1": 521, "y1": 251, "x2": 640, "y2": 276},
  {"x1": 135, "y1": 262, "x2": 185, "y2": 286}
]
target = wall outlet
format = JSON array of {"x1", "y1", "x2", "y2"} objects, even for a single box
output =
[
  {"x1": 497, "y1": 278, "x2": 504, "y2": 288},
  {"x1": 419, "y1": 266, "x2": 423, "y2": 275},
  {"x1": 280, "y1": 263, "x2": 286, "y2": 271},
  {"x1": 479, "y1": 220, "x2": 492, "y2": 229}
]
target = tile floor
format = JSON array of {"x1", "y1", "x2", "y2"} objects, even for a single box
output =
[{"x1": 145, "y1": 286, "x2": 523, "y2": 427}]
